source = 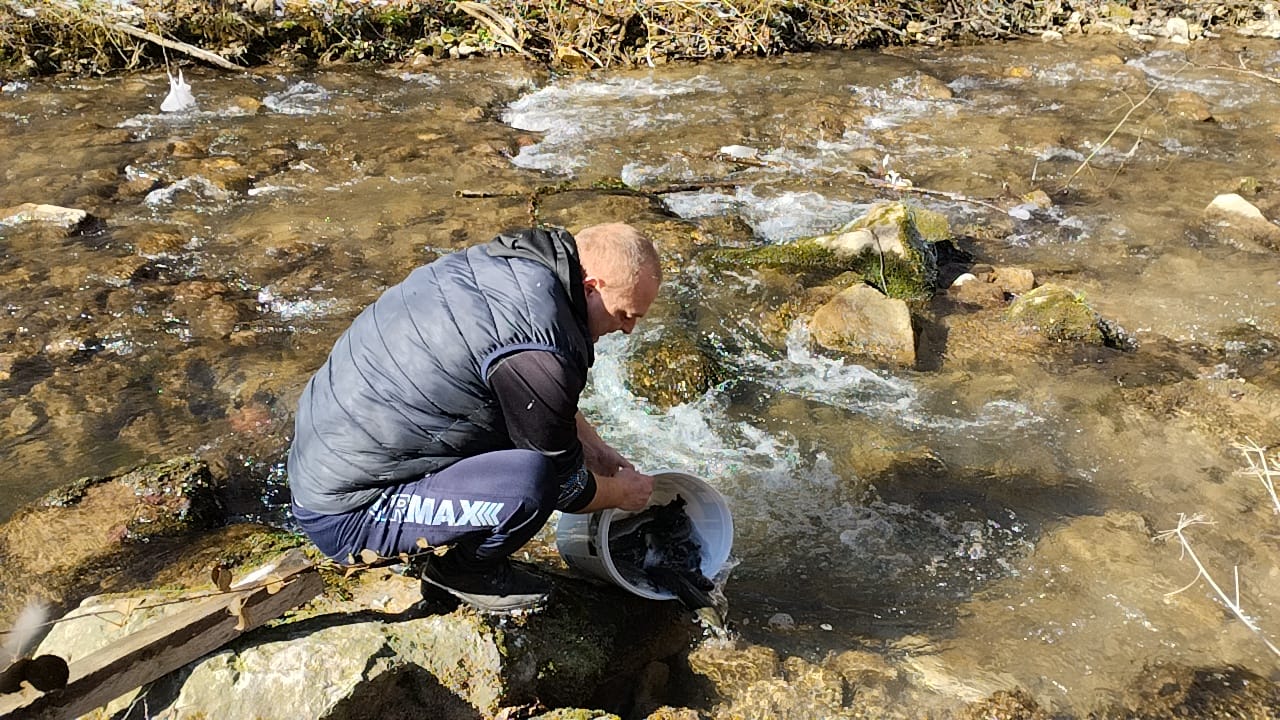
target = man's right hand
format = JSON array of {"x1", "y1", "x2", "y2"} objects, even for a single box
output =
[{"x1": 580, "y1": 467, "x2": 654, "y2": 513}]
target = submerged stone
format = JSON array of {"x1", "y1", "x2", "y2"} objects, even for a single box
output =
[
  {"x1": 625, "y1": 332, "x2": 722, "y2": 409},
  {"x1": 0, "y1": 203, "x2": 88, "y2": 233}
]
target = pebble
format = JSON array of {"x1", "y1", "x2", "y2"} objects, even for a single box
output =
[{"x1": 767, "y1": 612, "x2": 795, "y2": 630}]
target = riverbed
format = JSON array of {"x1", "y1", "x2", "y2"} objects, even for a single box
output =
[{"x1": 2, "y1": 33, "x2": 1279, "y2": 715}]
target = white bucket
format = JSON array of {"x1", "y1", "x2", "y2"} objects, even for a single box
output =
[{"x1": 555, "y1": 470, "x2": 734, "y2": 600}]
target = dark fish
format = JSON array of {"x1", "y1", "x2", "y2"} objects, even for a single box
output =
[{"x1": 609, "y1": 495, "x2": 716, "y2": 609}]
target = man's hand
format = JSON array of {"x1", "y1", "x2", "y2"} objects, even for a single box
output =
[
  {"x1": 576, "y1": 411, "x2": 636, "y2": 476},
  {"x1": 580, "y1": 467, "x2": 654, "y2": 513}
]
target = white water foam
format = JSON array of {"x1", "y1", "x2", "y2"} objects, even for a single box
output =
[
  {"x1": 850, "y1": 76, "x2": 962, "y2": 129},
  {"x1": 143, "y1": 176, "x2": 233, "y2": 206},
  {"x1": 1128, "y1": 50, "x2": 1272, "y2": 110},
  {"x1": 256, "y1": 286, "x2": 343, "y2": 320},
  {"x1": 662, "y1": 187, "x2": 868, "y2": 243},
  {"x1": 263, "y1": 81, "x2": 332, "y2": 115},
  {"x1": 501, "y1": 75, "x2": 724, "y2": 175}
]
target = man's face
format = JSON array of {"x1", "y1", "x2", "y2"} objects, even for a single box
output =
[{"x1": 583, "y1": 271, "x2": 660, "y2": 343}]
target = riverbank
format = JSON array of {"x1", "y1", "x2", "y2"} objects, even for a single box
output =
[{"x1": 1, "y1": 0, "x2": 1275, "y2": 77}]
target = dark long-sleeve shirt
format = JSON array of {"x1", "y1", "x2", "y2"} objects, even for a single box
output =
[{"x1": 488, "y1": 350, "x2": 596, "y2": 511}]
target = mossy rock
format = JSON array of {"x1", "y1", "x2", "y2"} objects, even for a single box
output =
[
  {"x1": 1006, "y1": 283, "x2": 1103, "y2": 344},
  {"x1": 704, "y1": 201, "x2": 946, "y2": 300},
  {"x1": 811, "y1": 201, "x2": 944, "y2": 298},
  {"x1": 35, "y1": 455, "x2": 223, "y2": 539},
  {"x1": 625, "y1": 332, "x2": 723, "y2": 409}
]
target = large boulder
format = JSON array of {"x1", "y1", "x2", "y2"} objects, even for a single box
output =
[
  {"x1": 32, "y1": 565, "x2": 696, "y2": 719},
  {"x1": 809, "y1": 283, "x2": 916, "y2": 367},
  {"x1": 707, "y1": 201, "x2": 950, "y2": 300},
  {"x1": 810, "y1": 200, "x2": 947, "y2": 297}
]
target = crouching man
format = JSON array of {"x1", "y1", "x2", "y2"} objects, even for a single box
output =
[{"x1": 287, "y1": 223, "x2": 660, "y2": 612}]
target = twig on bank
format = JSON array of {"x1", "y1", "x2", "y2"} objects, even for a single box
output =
[
  {"x1": 88, "y1": 16, "x2": 245, "y2": 71},
  {"x1": 1156, "y1": 512, "x2": 1280, "y2": 658},
  {"x1": 459, "y1": 172, "x2": 1010, "y2": 216},
  {"x1": 859, "y1": 175, "x2": 1010, "y2": 214},
  {"x1": 454, "y1": 1, "x2": 536, "y2": 61},
  {"x1": 1236, "y1": 439, "x2": 1280, "y2": 514}
]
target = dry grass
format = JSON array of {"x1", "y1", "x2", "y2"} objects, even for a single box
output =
[{"x1": 0, "y1": 0, "x2": 1274, "y2": 77}]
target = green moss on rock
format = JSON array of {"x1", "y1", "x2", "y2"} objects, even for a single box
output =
[
  {"x1": 707, "y1": 238, "x2": 846, "y2": 278},
  {"x1": 706, "y1": 202, "x2": 946, "y2": 300},
  {"x1": 1006, "y1": 283, "x2": 1103, "y2": 344}
]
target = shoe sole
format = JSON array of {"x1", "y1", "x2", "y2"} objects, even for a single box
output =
[{"x1": 419, "y1": 574, "x2": 549, "y2": 614}]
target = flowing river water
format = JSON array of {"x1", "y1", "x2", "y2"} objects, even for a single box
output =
[{"x1": 2, "y1": 34, "x2": 1280, "y2": 715}]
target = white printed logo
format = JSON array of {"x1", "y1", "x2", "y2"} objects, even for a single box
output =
[{"x1": 370, "y1": 494, "x2": 504, "y2": 526}]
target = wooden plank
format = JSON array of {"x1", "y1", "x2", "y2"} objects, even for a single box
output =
[{"x1": 0, "y1": 549, "x2": 322, "y2": 720}]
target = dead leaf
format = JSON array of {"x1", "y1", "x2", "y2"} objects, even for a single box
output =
[
  {"x1": 415, "y1": 537, "x2": 431, "y2": 549},
  {"x1": 211, "y1": 566, "x2": 233, "y2": 593},
  {"x1": 265, "y1": 578, "x2": 285, "y2": 595},
  {"x1": 359, "y1": 549, "x2": 380, "y2": 565},
  {"x1": 230, "y1": 597, "x2": 250, "y2": 631}
]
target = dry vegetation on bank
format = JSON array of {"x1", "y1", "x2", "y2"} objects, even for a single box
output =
[{"x1": 0, "y1": 0, "x2": 1272, "y2": 77}]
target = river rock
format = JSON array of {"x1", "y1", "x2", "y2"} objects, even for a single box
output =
[
  {"x1": 948, "y1": 273, "x2": 1006, "y2": 308},
  {"x1": 810, "y1": 283, "x2": 916, "y2": 367},
  {"x1": 810, "y1": 201, "x2": 946, "y2": 296},
  {"x1": 1167, "y1": 91, "x2": 1212, "y2": 122},
  {"x1": 1006, "y1": 283, "x2": 1103, "y2": 344},
  {"x1": 3, "y1": 401, "x2": 45, "y2": 435},
  {"x1": 0, "y1": 352, "x2": 16, "y2": 382},
  {"x1": 960, "y1": 689, "x2": 1050, "y2": 720},
  {"x1": 1203, "y1": 193, "x2": 1280, "y2": 250},
  {"x1": 0, "y1": 203, "x2": 88, "y2": 233},
  {"x1": 690, "y1": 640, "x2": 860, "y2": 719},
  {"x1": 949, "y1": 265, "x2": 1036, "y2": 307},
  {"x1": 625, "y1": 331, "x2": 722, "y2": 409},
  {"x1": 712, "y1": 202, "x2": 946, "y2": 301},
  {"x1": 687, "y1": 640, "x2": 779, "y2": 696},
  {"x1": 175, "y1": 157, "x2": 254, "y2": 193}
]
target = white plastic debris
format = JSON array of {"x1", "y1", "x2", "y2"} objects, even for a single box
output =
[
  {"x1": 161, "y1": 69, "x2": 197, "y2": 113},
  {"x1": 718, "y1": 144, "x2": 759, "y2": 160}
]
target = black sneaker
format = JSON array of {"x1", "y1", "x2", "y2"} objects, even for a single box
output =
[{"x1": 420, "y1": 552, "x2": 550, "y2": 613}]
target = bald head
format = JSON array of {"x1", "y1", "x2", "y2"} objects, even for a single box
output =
[
  {"x1": 575, "y1": 223, "x2": 662, "y2": 288},
  {"x1": 575, "y1": 223, "x2": 662, "y2": 342}
]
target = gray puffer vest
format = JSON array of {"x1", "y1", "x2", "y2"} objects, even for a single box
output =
[{"x1": 288, "y1": 228, "x2": 594, "y2": 514}]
